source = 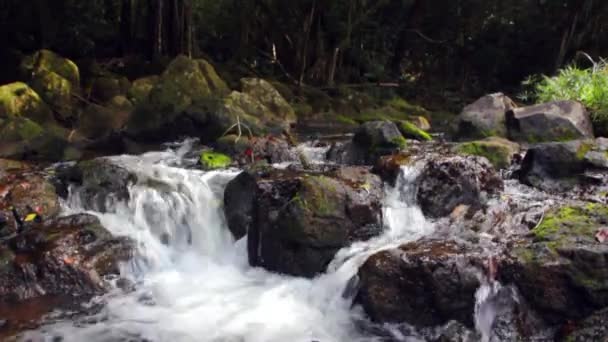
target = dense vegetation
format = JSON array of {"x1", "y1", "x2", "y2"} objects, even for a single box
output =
[{"x1": 2, "y1": 0, "x2": 608, "y2": 97}]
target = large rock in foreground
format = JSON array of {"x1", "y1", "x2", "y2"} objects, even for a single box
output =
[
  {"x1": 453, "y1": 137, "x2": 520, "y2": 169},
  {"x1": 506, "y1": 100, "x2": 594, "y2": 142},
  {"x1": 499, "y1": 203, "x2": 608, "y2": 324},
  {"x1": 417, "y1": 155, "x2": 503, "y2": 218},
  {"x1": 518, "y1": 138, "x2": 608, "y2": 191},
  {"x1": 224, "y1": 167, "x2": 384, "y2": 277},
  {"x1": 0, "y1": 214, "x2": 132, "y2": 301},
  {"x1": 356, "y1": 239, "x2": 482, "y2": 328},
  {"x1": 454, "y1": 93, "x2": 516, "y2": 140}
]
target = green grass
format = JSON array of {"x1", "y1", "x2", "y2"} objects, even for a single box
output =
[{"x1": 522, "y1": 58, "x2": 608, "y2": 134}]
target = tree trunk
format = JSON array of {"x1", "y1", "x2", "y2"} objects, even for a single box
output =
[
  {"x1": 120, "y1": 0, "x2": 134, "y2": 55},
  {"x1": 152, "y1": 0, "x2": 164, "y2": 58},
  {"x1": 184, "y1": 0, "x2": 192, "y2": 57},
  {"x1": 298, "y1": 0, "x2": 316, "y2": 86}
]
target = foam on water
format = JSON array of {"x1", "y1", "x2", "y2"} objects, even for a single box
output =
[{"x1": 23, "y1": 142, "x2": 436, "y2": 342}]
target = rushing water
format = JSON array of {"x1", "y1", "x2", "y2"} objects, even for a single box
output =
[{"x1": 20, "y1": 141, "x2": 511, "y2": 342}]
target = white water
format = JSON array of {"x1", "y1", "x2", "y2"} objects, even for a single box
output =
[{"x1": 23, "y1": 142, "x2": 438, "y2": 342}]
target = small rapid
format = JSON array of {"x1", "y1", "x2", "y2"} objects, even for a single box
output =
[{"x1": 22, "y1": 142, "x2": 436, "y2": 342}]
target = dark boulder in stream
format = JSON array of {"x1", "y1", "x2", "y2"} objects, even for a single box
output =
[
  {"x1": 518, "y1": 138, "x2": 608, "y2": 192},
  {"x1": 224, "y1": 166, "x2": 384, "y2": 277},
  {"x1": 417, "y1": 155, "x2": 503, "y2": 218},
  {"x1": 356, "y1": 239, "x2": 483, "y2": 328},
  {"x1": 54, "y1": 158, "x2": 136, "y2": 211},
  {"x1": 499, "y1": 203, "x2": 608, "y2": 324},
  {"x1": 327, "y1": 120, "x2": 406, "y2": 165},
  {"x1": 0, "y1": 213, "x2": 133, "y2": 301}
]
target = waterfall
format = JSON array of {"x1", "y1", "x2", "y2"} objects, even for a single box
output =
[{"x1": 23, "y1": 142, "x2": 434, "y2": 342}]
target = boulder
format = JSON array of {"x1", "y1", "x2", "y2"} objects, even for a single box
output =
[
  {"x1": 327, "y1": 121, "x2": 406, "y2": 165},
  {"x1": 455, "y1": 93, "x2": 516, "y2": 140},
  {"x1": 20, "y1": 49, "x2": 80, "y2": 87},
  {"x1": 0, "y1": 214, "x2": 132, "y2": 301},
  {"x1": 0, "y1": 170, "x2": 61, "y2": 233},
  {"x1": 518, "y1": 139, "x2": 608, "y2": 191},
  {"x1": 356, "y1": 239, "x2": 482, "y2": 327},
  {"x1": 417, "y1": 155, "x2": 503, "y2": 218},
  {"x1": 240, "y1": 78, "x2": 296, "y2": 127},
  {"x1": 0, "y1": 82, "x2": 54, "y2": 124},
  {"x1": 54, "y1": 158, "x2": 136, "y2": 211},
  {"x1": 0, "y1": 116, "x2": 71, "y2": 161},
  {"x1": 79, "y1": 96, "x2": 133, "y2": 139},
  {"x1": 127, "y1": 75, "x2": 159, "y2": 105},
  {"x1": 90, "y1": 75, "x2": 131, "y2": 103},
  {"x1": 216, "y1": 134, "x2": 297, "y2": 166},
  {"x1": 223, "y1": 167, "x2": 384, "y2": 277},
  {"x1": 198, "y1": 59, "x2": 230, "y2": 95},
  {"x1": 506, "y1": 101, "x2": 594, "y2": 142},
  {"x1": 454, "y1": 137, "x2": 520, "y2": 169},
  {"x1": 125, "y1": 55, "x2": 219, "y2": 141},
  {"x1": 372, "y1": 153, "x2": 411, "y2": 186},
  {"x1": 28, "y1": 70, "x2": 75, "y2": 120},
  {"x1": 499, "y1": 203, "x2": 608, "y2": 323}
]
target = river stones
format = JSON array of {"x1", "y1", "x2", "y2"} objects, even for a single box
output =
[
  {"x1": 355, "y1": 239, "x2": 483, "y2": 328},
  {"x1": 0, "y1": 213, "x2": 132, "y2": 301},
  {"x1": 416, "y1": 155, "x2": 503, "y2": 218},
  {"x1": 223, "y1": 166, "x2": 384, "y2": 277}
]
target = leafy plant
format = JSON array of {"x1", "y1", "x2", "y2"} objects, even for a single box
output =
[{"x1": 523, "y1": 56, "x2": 608, "y2": 135}]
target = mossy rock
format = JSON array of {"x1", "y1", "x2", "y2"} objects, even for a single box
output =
[
  {"x1": 397, "y1": 120, "x2": 432, "y2": 141},
  {"x1": 240, "y1": 78, "x2": 297, "y2": 125},
  {"x1": 79, "y1": 96, "x2": 133, "y2": 139},
  {"x1": 149, "y1": 55, "x2": 212, "y2": 114},
  {"x1": 502, "y1": 203, "x2": 608, "y2": 322},
  {"x1": 0, "y1": 82, "x2": 54, "y2": 123},
  {"x1": 200, "y1": 151, "x2": 232, "y2": 170},
  {"x1": 454, "y1": 137, "x2": 519, "y2": 169},
  {"x1": 0, "y1": 116, "x2": 70, "y2": 160},
  {"x1": 90, "y1": 75, "x2": 131, "y2": 103},
  {"x1": 197, "y1": 59, "x2": 230, "y2": 95},
  {"x1": 20, "y1": 49, "x2": 80, "y2": 87},
  {"x1": 127, "y1": 75, "x2": 159, "y2": 105},
  {"x1": 29, "y1": 70, "x2": 74, "y2": 120}
]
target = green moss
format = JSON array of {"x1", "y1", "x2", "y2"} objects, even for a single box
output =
[
  {"x1": 397, "y1": 120, "x2": 432, "y2": 141},
  {"x1": 17, "y1": 117, "x2": 44, "y2": 140},
  {"x1": 532, "y1": 204, "x2": 608, "y2": 242},
  {"x1": 391, "y1": 136, "x2": 408, "y2": 149},
  {"x1": 200, "y1": 151, "x2": 232, "y2": 170},
  {"x1": 127, "y1": 75, "x2": 159, "y2": 105},
  {"x1": 386, "y1": 97, "x2": 429, "y2": 117},
  {"x1": 22, "y1": 49, "x2": 80, "y2": 86},
  {"x1": 197, "y1": 59, "x2": 230, "y2": 95},
  {"x1": 298, "y1": 176, "x2": 339, "y2": 216},
  {"x1": 335, "y1": 114, "x2": 358, "y2": 125},
  {"x1": 576, "y1": 142, "x2": 594, "y2": 160},
  {"x1": 454, "y1": 138, "x2": 517, "y2": 169}
]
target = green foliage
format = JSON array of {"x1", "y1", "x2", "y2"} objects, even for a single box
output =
[
  {"x1": 524, "y1": 60, "x2": 608, "y2": 132},
  {"x1": 397, "y1": 120, "x2": 432, "y2": 141}
]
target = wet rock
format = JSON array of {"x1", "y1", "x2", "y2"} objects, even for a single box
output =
[
  {"x1": 563, "y1": 308, "x2": 608, "y2": 341},
  {"x1": 54, "y1": 158, "x2": 136, "y2": 211},
  {"x1": 356, "y1": 239, "x2": 483, "y2": 328},
  {"x1": 223, "y1": 166, "x2": 384, "y2": 277},
  {"x1": 327, "y1": 121, "x2": 406, "y2": 165},
  {"x1": 372, "y1": 153, "x2": 412, "y2": 186},
  {"x1": 454, "y1": 137, "x2": 520, "y2": 169},
  {"x1": 0, "y1": 214, "x2": 132, "y2": 301},
  {"x1": 216, "y1": 134, "x2": 297, "y2": 166},
  {"x1": 518, "y1": 138, "x2": 608, "y2": 192},
  {"x1": 454, "y1": 93, "x2": 516, "y2": 140},
  {"x1": 506, "y1": 101, "x2": 594, "y2": 142},
  {"x1": 499, "y1": 203, "x2": 608, "y2": 324},
  {"x1": 0, "y1": 170, "x2": 60, "y2": 233},
  {"x1": 417, "y1": 155, "x2": 503, "y2": 218}
]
